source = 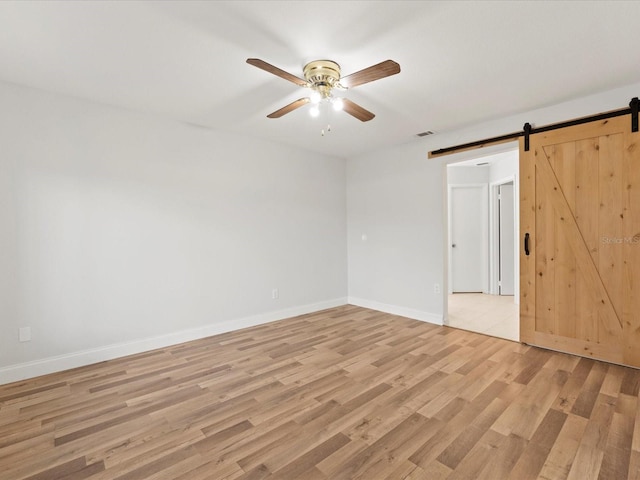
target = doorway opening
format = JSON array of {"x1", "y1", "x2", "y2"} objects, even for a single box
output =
[{"x1": 444, "y1": 148, "x2": 519, "y2": 341}]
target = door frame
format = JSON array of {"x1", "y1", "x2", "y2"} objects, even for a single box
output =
[
  {"x1": 441, "y1": 143, "x2": 520, "y2": 327},
  {"x1": 489, "y1": 175, "x2": 519, "y2": 302},
  {"x1": 447, "y1": 183, "x2": 489, "y2": 295}
]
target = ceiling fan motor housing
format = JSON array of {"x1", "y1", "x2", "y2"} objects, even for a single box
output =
[{"x1": 303, "y1": 60, "x2": 341, "y2": 98}]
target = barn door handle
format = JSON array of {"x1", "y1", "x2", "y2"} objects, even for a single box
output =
[{"x1": 524, "y1": 233, "x2": 530, "y2": 256}]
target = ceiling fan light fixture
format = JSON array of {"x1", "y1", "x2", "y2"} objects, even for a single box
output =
[
  {"x1": 309, "y1": 105, "x2": 320, "y2": 118},
  {"x1": 310, "y1": 90, "x2": 322, "y2": 104},
  {"x1": 332, "y1": 97, "x2": 344, "y2": 111}
]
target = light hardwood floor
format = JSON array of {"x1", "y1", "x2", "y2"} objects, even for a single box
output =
[{"x1": 1, "y1": 305, "x2": 638, "y2": 479}]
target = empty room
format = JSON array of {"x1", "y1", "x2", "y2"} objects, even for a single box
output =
[{"x1": 2, "y1": 1, "x2": 640, "y2": 479}]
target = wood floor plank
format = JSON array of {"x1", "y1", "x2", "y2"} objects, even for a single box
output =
[
  {"x1": 492, "y1": 366, "x2": 570, "y2": 440},
  {"x1": 410, "y1": 460, "x2": 451, "y2": 479},
  {"x1": 436, "y1": 392, "x2": 510, "y2": 470},
  {"x1": 598, "y1": 410, "x2": 634, "y2": 480},
  {"x1": 537, "y1": 413, "x2": 589, "y2": 480},
  {"x1": 571, "y1": 361, "x2": 609, "y2": 418},
  {"x1": 315, "y1": 437, "x2": 370, "y2": 477},
  {"x1": 507, "y1": 408, "x2": 567, "y2": 480},
  {"x1": 269, "y1": 432, "x2": 350, "y2": 479},
  {"x1": 566, "y1": 393, "x2": 617, "y2": 480},
  {"x1": 384, "y1": 460, "x2": 422, "y2": 480},
  {"x1": 23, "y1": 456, "x2": 104, "y2": 480},
  {"x1": 89, "y1": 421, "x2": 205, "y2": 470},
  {"x1": 628, "y1": 450, "x2": 640, "y2": 480},
  {"x1": 446, "y1": 428, "x2": 509, "y2": 480},
  {"x1": 410, "y1": 388, "x2": 511, "y2": 469},
  {"x1": 2, "y1": 305, "x2": 640, "y2": 479},
  {"x1": 553, "y1": 357, "x2": 594, "y2": 413}
]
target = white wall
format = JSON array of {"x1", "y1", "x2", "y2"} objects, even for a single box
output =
[
  {"x1": 347, "y1": 141, "x2": 445, "y2": 323},
  {"x1": 489, "y1": 151, "x2": 518, "y2": 183},
  {"x1": 447, "y1": 165, "x2": 490, "y2": 184},
  {"x1": 0, "y1": 81, "x2": 347, "y2": 383},
  {"x1": 347, "y1": 81, "x2": 640, "y2": 324}
]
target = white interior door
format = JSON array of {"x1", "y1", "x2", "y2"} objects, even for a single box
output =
[
  {"x1": 450, "y1": 186, "x2": 485, "y2": 293},
  {"x1": 499, "y1": 183, "x2": 515, "y2": 295}
]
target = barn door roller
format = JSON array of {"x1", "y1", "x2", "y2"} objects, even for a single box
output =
[{"x1": 523, "y1": 123, "x2": 532, "y2": 152}]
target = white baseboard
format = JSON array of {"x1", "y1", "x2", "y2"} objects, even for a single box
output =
[
  {"x1": 348, "y1": 297, "x2": 443, "y2": 326},
  {"x1": 0, "y1": 297, "x2": 347, "y2": 386}
]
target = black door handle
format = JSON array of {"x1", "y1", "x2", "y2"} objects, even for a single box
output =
[{"x1": 524, "y1": 233, "x2": 530, "y2": 256}]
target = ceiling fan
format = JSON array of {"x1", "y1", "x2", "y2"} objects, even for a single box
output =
[{"x1": 247, "y1": 58, "x2": 400, "y2": 122}]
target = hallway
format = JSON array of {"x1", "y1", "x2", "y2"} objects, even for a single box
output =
[{"x1": 447, "y1": 293, "x2": 518, "y2": 341}]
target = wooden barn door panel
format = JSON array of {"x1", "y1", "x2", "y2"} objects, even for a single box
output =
[{"x1": 520, "y1": 116, "x2": 640, "y2": 367}]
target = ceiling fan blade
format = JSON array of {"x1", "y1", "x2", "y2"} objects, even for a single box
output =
[
  {"x1": 340, "y1": 60, "x2": 400, "y2": 88},
  {"x1": 267, "y1": 98, "x2": 310, "y2": 118},
  {"x1": 247, "y1": 58, "x2": 308, "y2": 87},
  {"x1": 342, "y1": 99, "x2": 375, "y2": 122}
]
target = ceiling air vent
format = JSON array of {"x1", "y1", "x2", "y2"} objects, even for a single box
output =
[{"x1": 416, "y1": 131, "x2": 435, "y2": 137}]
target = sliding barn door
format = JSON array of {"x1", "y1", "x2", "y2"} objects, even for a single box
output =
[{"x1": 520, "y1": 115, "x2": 640, "y2": 367}]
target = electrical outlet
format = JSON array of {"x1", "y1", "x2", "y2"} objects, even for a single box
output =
[
  {"x1": 19, "y1": 327, "x2": 31, "y2": 342},
  {"x1": 272, "y1": 288, "x2": 279, "y2": 300},
  {"x1": 434, "y1": 283, "x2": 441, "y2": 294}
]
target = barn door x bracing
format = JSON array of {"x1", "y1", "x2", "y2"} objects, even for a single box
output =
[{"x1": 520, "y1": 115, "x2": 640, "y2": 367}]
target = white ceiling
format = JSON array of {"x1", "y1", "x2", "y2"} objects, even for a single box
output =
[{"x1": 0, "y1": 1, "x2": 638, "y2": 159}]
